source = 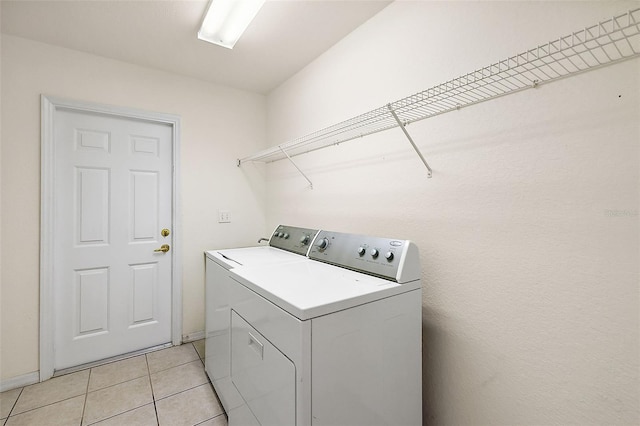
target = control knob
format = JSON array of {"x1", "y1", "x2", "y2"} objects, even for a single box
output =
[
  {"x1": 357, "y1": 246, "x2": 366, "y2": 256},
  {"x1": 300, "y1": 235, "x2": 310, "y2": 245},
  {"x1": 283, "y1": 233, "x2": 289, "y2": 239},
  {"x1": 316, "y1": 238, "x2": 329, "y2": 249},
  {"x1": 385, "y1": 251, "x2": 394, "y2": 261},
  {"x1": 277, "y1": 232, "x2": 284, "y2": 238},
  {"x1": 370, "y1": 248, "x2": 379, "y2": 258}
]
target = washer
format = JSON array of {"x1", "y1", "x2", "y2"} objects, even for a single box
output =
[
  {"x1": 204, "y1": 225, "x2": 320, "y2": 413},
  {"x1": 227, "y1": 230, "x2": 422, "y2": 426}
]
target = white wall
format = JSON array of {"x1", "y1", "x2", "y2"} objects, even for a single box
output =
[
  {"x1": 265, "y1": 2, "x2": 639, "y2": 425},
  {"x1": 0, "y1": 35, "x2": 267, "y2": 381}
]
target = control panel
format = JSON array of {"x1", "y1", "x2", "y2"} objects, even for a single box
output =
[
  {"x1": 269, "y1": 225, "x2": 320, "y2": 256},
  {"x1": 308, "y1": 230, "x2": 420, "y2": 283}
]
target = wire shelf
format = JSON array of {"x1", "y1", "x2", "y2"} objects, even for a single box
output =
[{"x1": 238, "y1": 8, "x2": 640, "y2": 166}]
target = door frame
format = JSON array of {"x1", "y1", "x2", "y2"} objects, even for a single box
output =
[{"x1": 40, "y1": 95, "x2": 182, "y2": 381}]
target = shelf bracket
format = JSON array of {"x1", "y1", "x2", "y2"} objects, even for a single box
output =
[
  {"x1": 387, "y1": 104, "x2": 433, "y2": 178},
  {"x1": 279, "y1": 146, "x2": 313, "y2": 189}
]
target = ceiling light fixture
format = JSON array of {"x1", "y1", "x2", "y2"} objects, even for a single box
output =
[{"x1": 198, "y1": 0, "x2": 266, "y2": 49}]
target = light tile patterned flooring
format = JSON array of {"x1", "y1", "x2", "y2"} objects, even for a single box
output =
[{"x1": 0, "y1": 340, "x2": 227, "y2": 426}]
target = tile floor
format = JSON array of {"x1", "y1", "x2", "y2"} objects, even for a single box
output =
[{"x1": 0, "y1": 340, "x2": 227, "y2": 426}]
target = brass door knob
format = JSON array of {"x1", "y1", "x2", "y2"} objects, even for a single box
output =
[
  {"x1": 161, "y1": 229, "x2": 170, "y2": 237},
  {"x1": 154, "y1": 244, "x2": 170, "y2": 253}
]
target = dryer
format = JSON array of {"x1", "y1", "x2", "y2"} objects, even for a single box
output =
[
  {"x1": 204, "y1": 225, "x2": 320, "y2": 413},
  {"x1": 228, "y1": 230, "x2": 422, "y2": 425}
]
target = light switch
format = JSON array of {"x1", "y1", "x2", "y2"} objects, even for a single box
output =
[{"x1": 218, "y1": 210, "x2": 231, "y2": 223}]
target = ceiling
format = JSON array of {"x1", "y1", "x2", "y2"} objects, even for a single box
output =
[{"x1": 0, "y1": 0, "x2": 391, "y2": 94}]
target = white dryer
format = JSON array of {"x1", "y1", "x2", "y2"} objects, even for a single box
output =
[
  {"x1": 228, "y1": 230, "x2": 422, "y2": 426},
  {"x1": 204, "y1": 225, "x2": 320, "y2": 413}
]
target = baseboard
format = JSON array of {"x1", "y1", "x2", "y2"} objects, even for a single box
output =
[
  {"x1": 182, "y1": 330, "x2": 205, "y2": 343},
  {"x1": 0, "y1": 371, "x2": 40, "y2": 392}
]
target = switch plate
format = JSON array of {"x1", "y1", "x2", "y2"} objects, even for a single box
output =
[{"x1": 218, "y1": 210, "x2": 231, "y2": 223}]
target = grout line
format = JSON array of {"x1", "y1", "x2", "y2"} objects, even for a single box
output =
[
  {"x1": 147, "y1": 345, "x2": 201, "y2": 375},
  {"x1": 153, "y1": 381, "x2": 212, "y2": 404},
  {"x1": 80, "y1": 368, "x2": 92, "y2": 426},
  {"x1": 4, "y1": 387, "x2": 24, "y2": 421},
  {"x1": 83, "y1": 373, "x2": 149, "y2": 394},
  {"x1": 82, "y1": 375, "x2": 156, "y2": 426},
  {"x1": 192, "y1": 341, "x2": 205, "y2": 362},
  {"x1": 149, "y1": 360, "x2": 197, "y2": 375},
  {"x1": 145, "y1": 353, "x2": 160, "y2": 425},
  {"x1": 193, "y1": 412, "x2": 227, "y2": 426},
  {"x1": 54, "y1": 343, "x2": 172, "y2": 378},
  {"x1": 7, "y1": 393, "x2": 86, "y2": 418},
  {"x1": 90, "y1": 401, "x2": 159, "y2": 426},
  {"x1": 196, "y1": 341, "x2": 206, "y2": 367},
  {"x1": 195, "y1": 341, "x2": 228, "y2": 423},
  {"x1": 5, "y1": 344, "x2": 210, "y2": 426},
  {"x1": 83, "y1": 403, "x2": 157, "y2": 426}
]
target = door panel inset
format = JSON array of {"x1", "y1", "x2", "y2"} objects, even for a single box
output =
[
  {"x1": 130, "y1": 263, "x2": 158, "y2": 325},
  {"x1": 75, "y1": 267, "x2": 109, "y2": 337},
  {"x1": 76, "y1": 167, "x2": 110, "y2": 245},
  {"x1": 131, "y1": 135, "x2": 160, "y2": 157},
  {"x1": 130, "y1": 171, "x2": 158, "y2": 242},
  {"x1": 75, "y1": 129, "x2": 110, "y2": 153}
]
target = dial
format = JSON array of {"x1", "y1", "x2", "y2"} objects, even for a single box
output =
[
  {"x1": 385, "y1": 251, "x2": 394, "y2": 261},
  {"x1": 357, "y1": 246, "x2": 366, "y2": 256},
  {"x1": 283, "y1": 233, "x2": 289, "y2": 239},
  {"x1": 370, "y1": 248, "x2": 379, "y2": 258},
  {"x1": 300, "y1": 235, "x2": 310, "y2": 245},
  {"x1": 316, "y1": 238, "x2": 329, "y2": 249},
  {"x1": 277, "y1": 232, "x2": 284, "y2": 238}
]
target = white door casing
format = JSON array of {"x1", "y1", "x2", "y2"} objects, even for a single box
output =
[{"x1": 40, "y1": 96, "x2": 182, "y2": 380}]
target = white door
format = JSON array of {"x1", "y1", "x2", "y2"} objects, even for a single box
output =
[{"x1": 52, "y1": 107, "x2": 174, "y2": 370}]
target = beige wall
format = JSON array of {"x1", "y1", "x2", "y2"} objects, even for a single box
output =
[
  {"x1": 0, "y1": 35, "x2": 267, "y2": 381},
  {"x1": 0, "y1": 28, "x2": 4, "y2": 386},
  {"x1": 265, "y1": 2, "x2": 639, "y2": 425},
  {"x1": 1, "y1": 3, "x2": 639, "y2": 423}
]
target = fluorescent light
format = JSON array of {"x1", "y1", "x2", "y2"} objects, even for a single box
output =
[{"x1": 198, "y1": 0, "x2": 265, "y2": 49}]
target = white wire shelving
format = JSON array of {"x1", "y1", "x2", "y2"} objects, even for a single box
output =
[{"x1": 238, "y1": 8, "x2": 640, "y2": 185}]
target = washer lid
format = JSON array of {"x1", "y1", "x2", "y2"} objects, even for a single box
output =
[
  {"x1": 205, "y1": 246, "x2": 307, "y2": 270},
  {"x1": 230, "y1": 260, "x2": 421, "y2": 320}
]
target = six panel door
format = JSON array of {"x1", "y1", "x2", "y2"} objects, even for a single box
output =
[{"x1": 53, "y1": 108, "x2": 173, "y2": 370}]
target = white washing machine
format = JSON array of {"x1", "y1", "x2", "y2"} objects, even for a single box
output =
[
  {"x1": 204, "y1": 225, "x2": 320, "y2": 413},
  {"x1": 227, "y1": 230, "x2": 423, "y2": 426}
]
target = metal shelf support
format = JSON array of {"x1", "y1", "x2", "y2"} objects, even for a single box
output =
[
  {"x1": 279, "y1": 146, "x2": 313, "y2": 189},
  {"x1": 387, "y1": 104, "x2": 433, "y2": 177}
]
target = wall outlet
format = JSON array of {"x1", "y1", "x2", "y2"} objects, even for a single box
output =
[{"x1": 218, "y1": 210, "x2": 231, "y2": 223}]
